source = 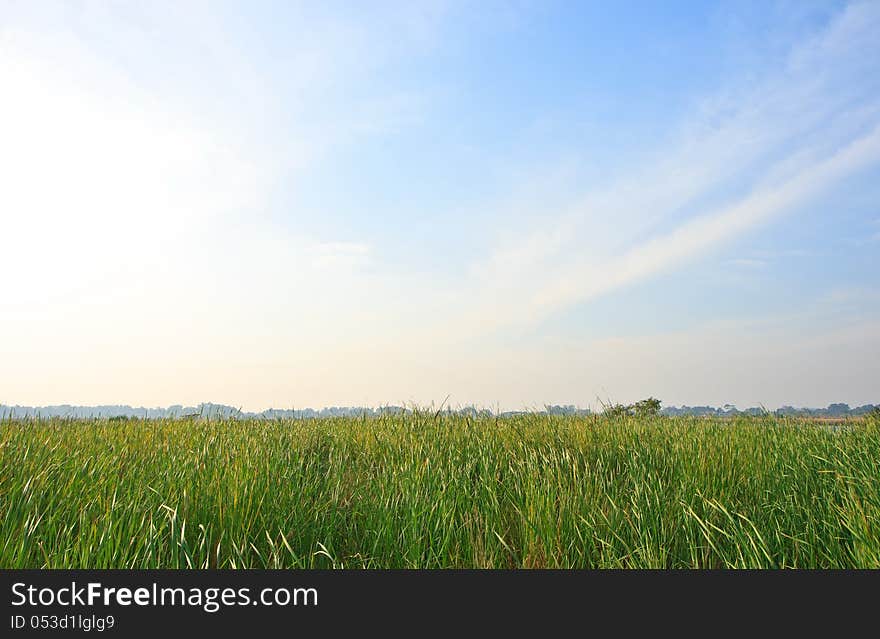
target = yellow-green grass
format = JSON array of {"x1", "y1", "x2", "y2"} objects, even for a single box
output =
[{"x1": 1, "y1": 413, "x2": 878, "y2": 568}]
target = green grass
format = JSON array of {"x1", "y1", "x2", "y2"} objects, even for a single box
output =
[{"x1": 1, "y1": 413, "x2": 878, "y2": 568}]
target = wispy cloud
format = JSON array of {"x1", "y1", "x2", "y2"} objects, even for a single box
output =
[
  {"x1": 442, "y1": 1, "x2": 880, "y2": 336},
  {"x1": 528, "y1": 123, "x2": 880, "y2": 317}
]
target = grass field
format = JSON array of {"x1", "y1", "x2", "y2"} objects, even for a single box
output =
[{"x1": 1, "y1": 413, "x2": 878, "y2": 568}]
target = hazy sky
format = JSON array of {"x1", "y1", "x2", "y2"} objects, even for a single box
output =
[{"x1": 2, "y1": 0, "x2": 879, "y2": 411}]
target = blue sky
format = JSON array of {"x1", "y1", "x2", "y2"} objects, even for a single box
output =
[{"x1": 1, "y1": 0, "x2": 878, "y2": 410}]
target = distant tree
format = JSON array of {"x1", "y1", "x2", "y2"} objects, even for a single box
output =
[
  {"x1": 601, "y1": 397, "x2": 661, "y2": 418},
  {"x1": 603, "y1": 403, "x2": 631, "y2": 418},
  {"x1": 544, "y1": 404, "x2": 578, "y2": 416},
  {"x1": 632, "y1": 397, "x2": 662, "y2": 417},
  {"x1": 826, "y1": 403, "x2": 851, "y2": 416}
]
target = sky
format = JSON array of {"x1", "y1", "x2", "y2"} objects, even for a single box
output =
[{"x1": 1, "y1": 0, "x2": 879, "y2": 412}]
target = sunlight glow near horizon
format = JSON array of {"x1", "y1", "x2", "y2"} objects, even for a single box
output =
[{"x1": 1, "y1": 1, "x2": 879, "y2": 412}]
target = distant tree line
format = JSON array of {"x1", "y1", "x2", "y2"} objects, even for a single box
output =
[
  {"x1": 1, "y1": 400, "x2": 876, "y2": 420},
  {"x1": 659, "y1": 402, "x2": 878, "y2": 417}
]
